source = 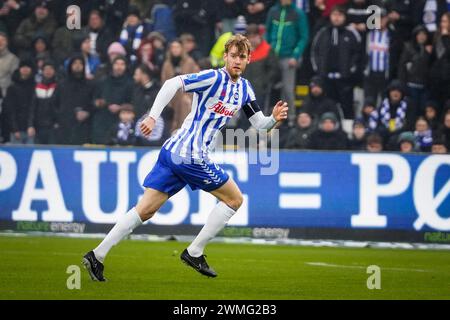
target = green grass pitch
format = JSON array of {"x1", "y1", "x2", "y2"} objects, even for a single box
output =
[{"x1": 0, "y1": 236, "x2": 449, "y2": 300}]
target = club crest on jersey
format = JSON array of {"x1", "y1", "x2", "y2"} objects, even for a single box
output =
[{"x1": 208, "y1": 101, "x2": 235, "y2": 117}]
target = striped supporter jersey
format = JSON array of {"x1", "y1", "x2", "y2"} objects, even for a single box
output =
[{"x1": 162, "y1": 67, "x2": 256, "y2": 159}]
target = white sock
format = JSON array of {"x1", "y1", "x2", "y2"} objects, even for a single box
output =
[
  {"x1": 187, "y1": 201, "x2": 235, "y2": 257},
  {"x1": 93, "y1": 207, "x2": 143, "y2": 263}
]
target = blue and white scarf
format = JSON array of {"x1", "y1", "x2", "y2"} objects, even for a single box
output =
[
  {"x1": 119, "y1": 24, "x2": 144, "y2": 62},
  {"x1": 379, "y1": 98, "x2": 408, "y2": 131}
]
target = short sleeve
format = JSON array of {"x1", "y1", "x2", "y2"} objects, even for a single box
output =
[{"x1": 179, "y1": 69, "x2": 217, "y2": 93}]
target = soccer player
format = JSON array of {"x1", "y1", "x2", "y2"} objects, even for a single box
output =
[{"x1": 82, "y1": 34, "x2": 288, "y2": 281}]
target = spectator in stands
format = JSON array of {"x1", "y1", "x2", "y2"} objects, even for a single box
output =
[
  {"x1": 94, "y1": 42, "x2": 127, "y2": 81},
  {"x1": 218, "y1": 0, "x2": 244, "y2": 33},
  {"x1": 173, "y1": 0, "x2": 217, "y2": 56},
  {"x1": 180, "y1": 33, "x2": 203, "y2": 63},
  {"x1": 413, "y1": 0, "x2": 448, "y2": 37},
  {"x1": 109, "y1": 103, "x2": 136, "y2": 146},
  {"x1": 308, "y1": 112, "x2": 348, "y2": 150},
  {"x1": 0, "y1": 1, "x2": 28, "y2": 40},
  {"x1": 0, "y1": 32, "x2": 18, "y2": 97},
  {"x1": 398, "y1": 25, "x2": 432, "y2": 113},
  {"x1": 137, "y1": 39, "x2": 161, "y2": 79},
  {"x1": 364, "y1": 8, "x2": 392, "y2": 106},
  {"x1": 302, "y1": 75, "x2": 342, "y2": 124},
  {"x1": 3, "y1": 59, "x2": 35, "y2": 144},
  {"x1": 242, "y1": 24, "x2": 279, "y2": 116},
  {"x1": 365, "y1": 132, "x2": 384, "y2": 152},
  {"x1": 265, "y1": 0, "x2": 309, "y2": 125},
  {"x1": 0, "y1": 32, "x2": 18, "y2": 142},
  {"x1": 80, "y1": 10, "x2": 114, "y2": 64},
  {"x1": 92, "y1": 56, "x2": 133, "y2": 145},
  {"x1": 148, "y1": 0, "x2": 177, "y2": 42},
  {"x1": 397, "y1": 131, "x2": 417, "y2": 152},
  {"x1": 13, "y1": 0, "x2": 57, "y2": 58},
  {"x1": 375, "y1": 79, "x2": 417, "y2": 149},
  {"x1": 31, "y1": 33, "x2": 51, "y2": 63},
  {"x1": 349, "y1": 118, "x2": 367, "y2": 150},
  {"x1": 284, "y1": 110, "x2": 315, "y2": 149},
  {"x1": 386, "y1": 0, "x2": 415, "y2": 78},
  {"x1": 146, "y1": 31, "x2": 167, "y2": 78},
  {"x1": 210, "y1": 15, "x2": 247, "y2": 68},
  {"x1": 424, "y1": 100, "x2": 440, "y2": 130},
  {"x1": 244, "y1": 0, "x2": 274, "y2": 25},
  {"x1": 70, "y1": 34, "x2": 101, "y2": 81},
  {"x1": 119, "y1": 5, "x2": 150, "y2": 66},
  {"x1": 28, "y1": 60, "x2": 57, "y2": 144},
  {"x1": 132, "y1": 64, "x2": 161, "y2": 120},
  {"x1": 357, "y1": 96, "x2": 378, "y2": 132},
  {"x1": 431, "y1": 139, "x2": 448, "y2": 153},
  {"x1": 434, "y1": 108, "x2": 450, "y2": 150},
  {"x1": 414, "y1": 116, "x2": 433, "y2": 152},
  {"x1": 161, "y1": 39, "x2": 200, "y2": 130},
  {"x1": 311, "y1": 5, "x2": 360, "y2": 119},
  {"x1": 430, "y1": 12, "x2": 450, "y2": 107},
  {"x1": 54, "y1": 55, "x2": 94, "y2": 145},
  {"x1": 97, "y1": 0, "x2": 129, "y2": 37}
]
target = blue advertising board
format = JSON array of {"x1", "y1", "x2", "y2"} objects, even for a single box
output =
[{"x1": 0, "y1": 145, "x2": 449, "y2": 232}]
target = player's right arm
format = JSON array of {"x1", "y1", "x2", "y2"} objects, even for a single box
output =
[{"x1": 141, "y1": 70, "x2": 218, "y2": 136}]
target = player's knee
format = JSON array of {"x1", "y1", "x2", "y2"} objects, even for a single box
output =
[
  {"x1": 225, "y1": 194, "x2": 243, "y2": 211},
  {"x1": 136, "y1": 205, "x2": 156, "y2": 221}
]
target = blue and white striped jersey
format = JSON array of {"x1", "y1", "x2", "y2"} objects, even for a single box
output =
[
  {"x1": 367, "y1": 29, "x2": 390, "y2": 73},
  {"x1": 162, "y1": 68, "x2": 256, "y2": 159}
]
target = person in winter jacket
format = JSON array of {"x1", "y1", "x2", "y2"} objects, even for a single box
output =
[
  {"x1": 54, "y1": 55, "x2": 95, "y2": 145},
  {"x1": 28, "y1": 60, "x2": 57, "y2": 144},
  {"x1": 398, "y1": 25, "x2": 432, "y2": 112},
  {"x1": 311, "y1": 5, "x2": 361, "y2": 119},
  {"x1": 430, "y1": 12, "x2": 450, "y2": 107},
  {"x1": 13, "y1": 0, "x2": 57, "y2": 58},
  {"x1": 91, "y1": 56, "x2": 133, "y2": 144},
  {"x1": 307, "y1": 111, "x2": 348, "y2": 150},
  {"x1": 302, "y1": 75, "x2": 342, "y2": 125},
  {"x1": 284, "y1": 110, "x2": 315, "y2": 149},
  {"x1": 3, "y1": 59, "x2": 35, "y2": 144}
]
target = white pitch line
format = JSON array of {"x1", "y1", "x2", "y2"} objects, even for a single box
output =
[{"x1": 305, "y1": 262, "x2": 430, "y2": 273}]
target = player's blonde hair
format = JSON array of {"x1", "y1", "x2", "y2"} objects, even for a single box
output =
[{"x1": 224, "y1": 34, "x2": 251, "y2": 55}]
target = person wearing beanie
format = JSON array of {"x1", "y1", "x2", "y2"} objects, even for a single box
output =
[
  {"x1": 3, "y1": 58, "x2": 36, "y2": 144},
  {"x1": 311, "y1": 4, "x2": 361, "y2": 119},
  {"x1": 398, "y1": 24, "x2": 432, "y2": 113},
  {"x1": 266, "y1": 0, "x2": 309, "y2": 125},
  {"x1": 53, "y1": 55, "x2": 94, "y2": 145},
  {"x1": 302, "y1": 75, "x2": 342, "y2": 125},
  {"x1": 397, "y1": 131, "x2": 417, "y2": 153},
  {"x1": 377, "y1": 79, "x2": 417, "y2": 140},
  {"x1": 307, "y1": 111, "x2": 349, "y2": 150},
  {"x1": 94, "y1": 42, "x2": 128, "y2": 81},
  {"x1": 210, "y1": 16, "x2": 248, "y2": 68},
  {"x1": 284, "y1": 110, "x2": 316, "y2": 149},
  {"x1": 13, "y1": 0, "x2": 57, "y2": 57}
]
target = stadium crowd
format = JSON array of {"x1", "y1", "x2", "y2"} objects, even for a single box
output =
[{"x1": 0, "y1": 0, "x2": 449, "y2": 153}]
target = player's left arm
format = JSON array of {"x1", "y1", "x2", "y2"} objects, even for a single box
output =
[{"x1": 243, "y1": 100, "x2": 288, "y2": 131}]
